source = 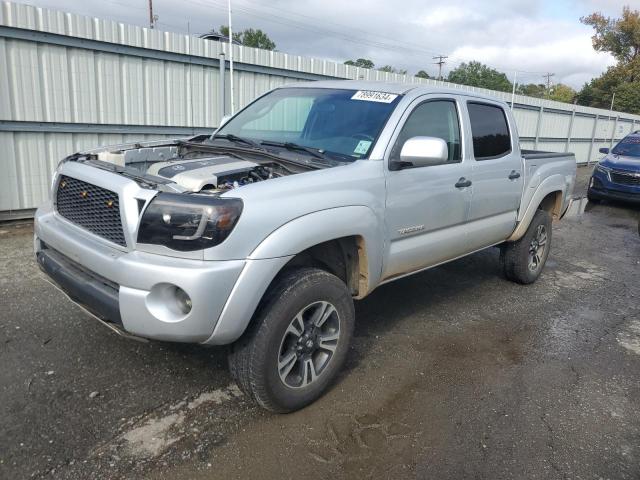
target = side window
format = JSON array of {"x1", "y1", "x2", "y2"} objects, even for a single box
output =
[
  {"x1": 467, "y1": 102, "x2": 511, "y2": 160},
  {"x1": 390, "y1": 100, "x2": 462, "y2": 164}
]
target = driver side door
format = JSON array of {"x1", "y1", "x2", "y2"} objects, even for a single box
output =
[{"x1": 382, "y1": 96, "x2": 472, "y2": 280}]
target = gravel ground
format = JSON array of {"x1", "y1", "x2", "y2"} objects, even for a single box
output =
[{"x1": 1, "y1": 165, "x2": 639, "y2": 480}]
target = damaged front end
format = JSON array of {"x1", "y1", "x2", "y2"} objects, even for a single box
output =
[{"x1": 62, "y1": 136, "x2": 313, "y2": 196}]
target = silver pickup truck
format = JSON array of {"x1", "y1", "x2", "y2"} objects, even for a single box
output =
[{"x1": 34, "y1": 80, "x2": 576, "y2": 412}]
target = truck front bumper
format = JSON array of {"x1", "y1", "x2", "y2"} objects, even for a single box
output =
[{"x1": 34, "y1": 204, "x2": 290, "y2": 344}]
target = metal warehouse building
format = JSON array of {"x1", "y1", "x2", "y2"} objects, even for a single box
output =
[{"x1": 1, "y1": 1, "x2": 639, "y2": 219}]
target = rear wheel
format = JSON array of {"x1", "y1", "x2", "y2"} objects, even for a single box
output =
[
  {"x1": 228, "y1": 268, "x2": 354, "y2": 413},
  {"x1": 500, "y1": 209, "x2": 552, "y2": 284}
]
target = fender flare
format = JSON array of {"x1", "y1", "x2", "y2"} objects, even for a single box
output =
[
  {"x1": 507, "y1": 174, "x2": 566, "y2": 242},
  {"x1": 249, "y1": 205, "x2": 384, "y2": 292},
  {"x1": 202, "y1": 206, "x2": 384, "y2": 346}
]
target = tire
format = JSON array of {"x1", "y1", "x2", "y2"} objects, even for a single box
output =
[
  {"x1": 228, "y1": 267, "x2": 355, "y2": 413},
  {"x1": 587, "y1": 189, "x2": 601, "y2": 203},
  {"x1": 500, "y1": 209, "x2": 552, "y2": 284}
]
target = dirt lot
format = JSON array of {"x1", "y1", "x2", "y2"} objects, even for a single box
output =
[{"x1": 1, "y1": 166, "x2": 639, "y2": 480}]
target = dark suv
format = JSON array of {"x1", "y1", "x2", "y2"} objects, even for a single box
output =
[{"x1": 588, "y1": 131, "x2": 640, "y2": 204}]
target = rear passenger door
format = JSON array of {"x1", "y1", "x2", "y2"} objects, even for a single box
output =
[{"x1": 465, "y1": 100, "x2": 523, "y2": 250}]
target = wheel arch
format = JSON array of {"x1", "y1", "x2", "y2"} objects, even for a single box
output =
[
  {"x1": 508, "y1": 177, "x2": 566, "y2": 242},
  {"x1": 203, "y1": 207, "x2": 382, "y2": 346}
]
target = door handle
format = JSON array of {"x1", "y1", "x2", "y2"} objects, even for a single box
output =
[
  {"x1": 455, "y1": 177, "x2": 472, "y2": 188},
  {"x1": 508, "y1": 170, "x2": 521, "y2": 180}
]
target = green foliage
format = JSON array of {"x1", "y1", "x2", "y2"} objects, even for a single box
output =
[
  {"x1": 516, "y1": 83, "x2": 546, "y2": 98},
  {"x1": 219, "y1": 26, "x2": 276, "y2": 50},
  {"x1": 580, "y1": 7, "x2": 640, "y2": 63},
  {"x1": 577, "y1": 60, "x2": 640, "y2": 113},
  {"x1": 415, "y1": 70, "x2": 431, "y2": 79},
  {"x1": 344, "y1": 58, "x2": 375, "y2": 69},
  {"x1": 577, "y1": 7, "x2": 640, "y2": 114},
  {"x1": 447, "y1": 61, "x2": 513, "y2": 92},
  {"x1": 377, "y1": 65, "x2": 407, "y2": 74},
  {"x1": 549, "y1": 83, "x2": 577, "y2": 103}
]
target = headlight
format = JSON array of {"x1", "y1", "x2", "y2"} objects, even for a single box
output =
[
  {"x1": 594, "y1": 164, "x2": 610, "y2": 178},
  {"x1": 137, "y1": 193, "x2": 243, "y2": 251}
]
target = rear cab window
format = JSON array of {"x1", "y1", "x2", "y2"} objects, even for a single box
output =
[{"x1": 467, "y1": 102, "x2": 512, "y2": 160}]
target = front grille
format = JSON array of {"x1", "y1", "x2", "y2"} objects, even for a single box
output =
[
  {"x1": 55, "y1": 175, "x2": 126, "y2": 246},
  {"x1": 610, "y1": 170, "x2": 640, "y2": 186}
]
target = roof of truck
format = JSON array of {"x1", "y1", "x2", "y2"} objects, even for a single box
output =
[{"x1": 280, "y1": 79, "x2": 507, "y2": 103}]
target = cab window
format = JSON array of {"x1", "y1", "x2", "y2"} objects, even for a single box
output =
[
  {"x1": 390, "y1": 100, "x2": 462, "y2": 164},
  {"x1": 467, "y1": 102, "x2": 511, "y2": 160}
]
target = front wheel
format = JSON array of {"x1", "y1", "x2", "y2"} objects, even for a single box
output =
[
  {"x1": 228, "y1": 268, "x2": 355, "y2": 413},
  {"x1": 500, "y1": 209, "x2": 552, "y2": 284}
]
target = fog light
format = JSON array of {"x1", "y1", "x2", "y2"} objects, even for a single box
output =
[
  {"x1": 175, "y1": 287, "x2": 192, "y2": 315},
  {"x1": 146, "y1": 283, "x2": 193, "y2": 322}
]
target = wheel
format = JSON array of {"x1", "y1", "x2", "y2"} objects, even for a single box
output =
[
  {"x1": 587, "y1": 189, "x2": 601, "y2": 203},
  {"x1": 228, "y1": 267, "x2": 355, "y2": 413},
  {"x1": 500, "y1": 209, "x2": 552, "y2": 284}
]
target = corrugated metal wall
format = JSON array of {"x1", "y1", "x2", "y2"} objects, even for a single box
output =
[{"x1": 1, "y1": 0, "x2": 639, "y2": 217}]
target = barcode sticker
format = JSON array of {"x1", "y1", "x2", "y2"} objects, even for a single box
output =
[{"x1": 351, "y1": 90, "x2": 398, "y2": 103}]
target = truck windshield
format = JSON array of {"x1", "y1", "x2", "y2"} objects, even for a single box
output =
[
  {"x1": 214, "y1": 88, "x2": 401, "y2": 161},
  {"x1": 612, "y1": 136, "x2": 640, "y2": 158}
]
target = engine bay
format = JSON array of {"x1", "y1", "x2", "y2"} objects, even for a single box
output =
[{"x1": 92, "y1": 143, "x2": 299, "y2": 193}]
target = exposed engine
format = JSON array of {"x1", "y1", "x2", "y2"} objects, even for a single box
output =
[{"x1": 95, "y1": 145, "x2": 292, "y2": 193}]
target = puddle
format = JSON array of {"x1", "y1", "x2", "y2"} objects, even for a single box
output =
[
  {"x1": 95, "y1": 384, "x2": 243, "y2": 460},
  {"x1": 618, "y1": 319, "x2": 640, "y2": 356}
]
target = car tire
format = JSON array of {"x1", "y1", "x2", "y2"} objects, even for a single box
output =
[
  {"x1": 587, "y1": 190, "x2": 601, "y2": 203},
  {"x1": 500, "y1": 209, "x2": 552, "y2": 285},
  {"x1": 228, "y1": 267, "x2": 355, "y2": 413}
]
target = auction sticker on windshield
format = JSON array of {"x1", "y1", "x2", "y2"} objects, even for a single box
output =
[{"x1": 351, "y1": 90, "x2": 399, "y2": 103}]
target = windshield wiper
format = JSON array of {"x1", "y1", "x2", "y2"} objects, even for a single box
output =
[
  {"x1": 260, "y1": 141, "x2": 326, "y2": 159},
  {"x1": 211, "y1": 133, "x2": 264, "y2": 150}
]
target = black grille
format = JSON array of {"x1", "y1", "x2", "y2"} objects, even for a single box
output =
[
  {"x1": 610, "y1": 171, "x2": 640, "y2": 186},
  {"x1": 55, "y1": 175, "x2": 126, "y2": 246}
]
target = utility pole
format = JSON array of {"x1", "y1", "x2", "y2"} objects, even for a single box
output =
[
  {"x1": 543, "y1": 72, "x2": 555, "y2": 98},
  {"x1": 433, "y1": 55, "x2": 448, "y2": 81},
  {"x1": 148, "y1": 0, "x2": 156, "y2": 29}
]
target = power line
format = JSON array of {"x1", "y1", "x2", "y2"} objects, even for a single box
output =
[
  {"x1": 543, "y1": 72, "x2": 555, "y2": 97},
  {"x1": 433, "y1": 55, "x2": 448, "y2": 80},
  {"x1": 139, "y1": 0, "x2": 553, "y2": 80},
  {"x1": 147, "y1": 0, "x2": 157, "y2": 29}
]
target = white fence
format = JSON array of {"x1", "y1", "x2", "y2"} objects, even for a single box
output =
[{"x1": 1, "y1": 1, "x2": 639, "y2": 218}]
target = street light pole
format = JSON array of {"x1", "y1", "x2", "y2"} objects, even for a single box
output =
[
  {"x1": 510, "y1": 71, "x2": 517, "y2": 109},
  {"x1": 228, "y1": 0, "x2": 235, "y2": 115}
]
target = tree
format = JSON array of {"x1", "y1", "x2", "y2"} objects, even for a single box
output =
[
  {"x1": 517, "y1": 83, "x2": 546, "y2": 98},
  {"x1": 447, "y1": 61, "x2": 512, "y2": 92},
  {"x1": 344, "y1": 58, "x2": 374, "y2": 69},
  {"x1": 415, "y1": 70, "x2": 431, "y2": 79},
  {"x1": 549, "y1": 83, "x2": 577, "y2": 103},
  {"x1": 219, "y1": 26, "x2": 276, "y2": 50},
  {"x1": 577, "y1": 7, "x2": 640, "y2": 114},
  {"x1": 581, "y1": 7, "x2": 640, "y2": 64},
  {"x1": 377, "y1": 65, "x2": 407, "y2": 74}
]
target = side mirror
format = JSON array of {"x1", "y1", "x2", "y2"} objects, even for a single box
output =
[
  {"x1": 395, "y1": 136, "x2": 448, "y2": 169},
  {"x1": 599, "y1": 147, "x2": 610, "y2": 154}
]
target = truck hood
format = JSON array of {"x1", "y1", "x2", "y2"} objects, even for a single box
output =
[{"x1": 600, "y1": 154, "x2": 640, "y2": 173}]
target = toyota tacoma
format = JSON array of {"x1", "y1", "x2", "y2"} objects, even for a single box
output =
[{"x1": 35, "y1": 81, "x2": 576, "y2": 412}]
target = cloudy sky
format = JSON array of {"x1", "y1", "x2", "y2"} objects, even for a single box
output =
[{"x1": 13, "y1": 0, "x2": 630, "y2": 88}]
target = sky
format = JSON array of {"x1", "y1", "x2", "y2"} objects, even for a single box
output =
[{"x1": 11, "y1": 0, "x2": 632, "y2": 89}]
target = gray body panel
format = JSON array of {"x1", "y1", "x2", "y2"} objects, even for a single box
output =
[{"x1": 34, "y1": 80, "x2": 576, "y2": 344}]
